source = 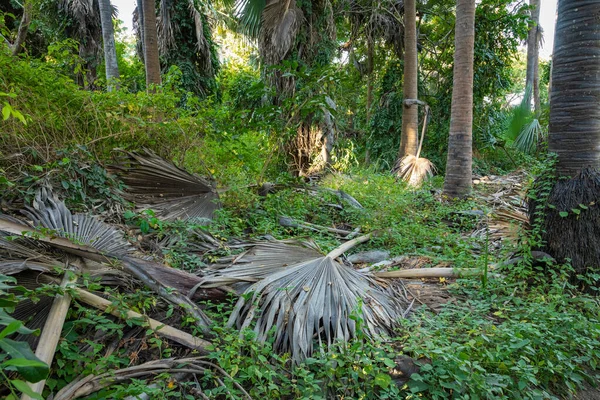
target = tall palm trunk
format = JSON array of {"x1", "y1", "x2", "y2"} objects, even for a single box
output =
[
  {"x1": 98, "y1": 0, "x2": 120, "y2": 91},
  {"x1": 534, "y1": 0, "x2": 600, "y2": 278},
  {"x1": 143, "y1": 0, "x2": 161, "y2": 88},
  {"x1": 399, "y1": 0, "x2": 418, "y2": 159},
  {"x1": 442, "y1": 0, "x2": 476, "y2": 198},
  {"x1": 524, "y1": 0, "x2": 540, "y2": 112}
]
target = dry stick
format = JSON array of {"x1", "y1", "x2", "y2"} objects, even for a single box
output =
[
  {"x1": 326, "y1": 233, "x2": 372, "y2": 260},
  {"x1": 21, "y1": 272, "x2": 77, "y2": 400},
  {"x1": 374, "y1": 267, "x2": 501, "y2": 279},
  {"x1": 74, "y1": 288, "x2": 210, "y2": 353},
  {"x1": 414, "y1": 105, "x2": 430, "y2": 159}
]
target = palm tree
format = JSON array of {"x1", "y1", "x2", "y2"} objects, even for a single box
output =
[
  {"x1": 399, "y1": 0, "x2": 418, "y2": 160},
  {"x1": 535, "y1": 0, "x2": 600, "y2": 277},
  {"x1": 10, "y1": 0, "x2": 32, "y2": 56},
  {"x1": 442, "y1": 0, "x2": 476, "y2": 198},
  {"x1": 524, "y1": 0, "x2": 540, "y2": 113},
  {"x1": 142, "y1": 0, "x2": 161, "y2": 88},
  {"x1": 236, "y1": 0, "x2": 336, "y2": 174},
  {"x1": 98, "y1": 0, "x2": 120, "y2": 91}
]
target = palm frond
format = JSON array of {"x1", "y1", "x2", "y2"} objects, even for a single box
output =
[
  {"x1": 218, "y1": 237, "x2": 409, "y2": 362},
  {"x1": 157, "y1": 0, "x2": 175, "y2": 55},
  {"x1": 505, "y1": 85, "x2": 533, "y2": 142},
  {"x1": 394, "y1": 154, "x2": 436, "y2": 186},
  {"x1": 513, "y1": 118, "x2": 545, "y2": 154},
  {"x1": 110, "y1": 149, "x2": 220, "y2": 222},
  {"x1": 259, "y1": 0, "x2": 303, "y2": 64},
  {"x1": 235, "y1": 0, "x2": 266, "y2": 38},
  {"x1": 189, "y1": 0, "x2": 214, "y2": 76}
]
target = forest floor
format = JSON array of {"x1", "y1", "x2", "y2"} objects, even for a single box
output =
[{"x1": 2, "y1": 154, "x2": 600, "y2": 400}]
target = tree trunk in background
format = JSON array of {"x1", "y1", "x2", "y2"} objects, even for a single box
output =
[
  {"x1": 442, "y1": 0, "x2": 476, "y2": 198},
  {"x1": 98, "y1": 0, "x2": 120, "y2": 91},
  {"x1": 399, "y1": 0, "x2": 418, "y2": 159},
  {"x1": 534, "y1": 0, "x2": 600, "y2": 279},
  {"x1": 525, "y1": 0, "x2": 540, "y2": 112},
  {"x1": 137, "y1": 0, "x2": 145, "y2": 56},
  {"x1": 143, "y1": 0, "x2": 161, "y2": 89},
  {"x1": 365, "y1": 36, "x2": 374, "y2": 164},
  {"x1": 11, "y1": 0, "x2": 32, "y2": 56}
]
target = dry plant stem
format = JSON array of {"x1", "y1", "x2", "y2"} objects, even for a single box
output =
[
  {"x1": 74, "y1": 288, "x2": 210, "y2": 353},
  {"x1": 374, "y1": 267, "x2": 497, "y2": 279},
  {"x1": 21, "y1": 272, "x2": 77, "y2": 400},
  {"x1": 326, "y1": 233, "x2": 372, "y2": 260}
]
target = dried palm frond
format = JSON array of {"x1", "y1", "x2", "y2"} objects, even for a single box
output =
[
  {"x1": 157, "y1": 0, "x2": 175, "y2": 56},
  {"x1": 259, "y1": 0, "x2": 303, "y2": 65},
  {"x1": 394, "y1": 105, "x2": 436, "y2": 186},
  {"x1": 395, "y1": 155, "x2": 436, "y2": 186},
  {"x1": 110, "y1": 149, "x2": 220, "y2": 221},
  {"x1": 222, "y1": 235, "x2": 409, "y2": 362}
]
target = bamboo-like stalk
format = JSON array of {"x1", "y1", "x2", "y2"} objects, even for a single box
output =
[
  {"x1": 22, "y1": 272, "x2": 77, "y2": 400},
  {"x1": 74, "y1": 288, "x2": 210, "y2": 352},
  {"x1": 326, "y1": 233, "x2": 372, "y2": 260},
  {"x1": 374, "y1": 267, "x2": 498, "y2": 279}
]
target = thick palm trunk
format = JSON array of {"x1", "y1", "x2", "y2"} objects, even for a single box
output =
[
  {"x1": 442, "y1": 0, "x2": 476, "y2": 198},
  {"x1": 399, "y1": 0, "x2": 419, "y2": 159},
  {"x1": 534, "y1": 0, "x2": 600, "y2": 279},
  {"x1": 525, "y1": 0, "x2": 540, "y2": 112},
  {"x1": 142, "y1": 0, "x2": 161, "y2": 88},
  {"x1": 98, "y1": 0, "x2": 120, "y2": 91}
]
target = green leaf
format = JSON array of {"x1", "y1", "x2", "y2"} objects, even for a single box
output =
[
  {"x1": 374, "y1": 373, "x2": 391, "y2": 389},
  {"x1": 10, "y1": 380, "x2": 44, "y2": 399},
  {"x1": 2, "y1": 358, "x2": 49, "y2": 369},
  {"x1": 0, "y1": 298, "x2": 18, "y2": 308},
  {"x1": 559, "y1": 211, "x2": 569, "y2": 218},
  {"x1": 0, "y1": 321, "x2": 22, "y2": 339},
  {"x1": 0, "y1": 338, "x2": 49, "y2": 382},
  {"x1": 2, "y1": 103, "x2": 12, "y2": 120},
  {"x1": 579, "y1": 204, "x2": 588, "y2": 210},
  {"x1": 572, "y1": 208, "x2": 581, "y2": 215}
]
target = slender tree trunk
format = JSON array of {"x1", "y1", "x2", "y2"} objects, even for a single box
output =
[
  {"x1": 365, "y1": 36, "x2": 374, "y2": 164},
  {"x1": 137, "y1": 0, "x2": 145, "y2": 56},
  {"x1": 143, "y1": 0, "x2": 161, "y2": 89},
  {"x1": 11, "y1": 0, "x2": 32, "y2": 56},
  {"x1": 98, "y1": 0, "x2": 120, "y2": 91},
  {"x1": 399, "y1": 0, "x2": 419, "y2": 159},
  {"x1": 442, "y1": 0, "x2": 476, "y2": 198},
  {"x1": 525, "y1": 0, "x2": 540, "y2": 111}
]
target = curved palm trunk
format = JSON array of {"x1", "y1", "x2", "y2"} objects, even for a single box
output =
[
  {"x1": 143, "y1": 0, "x2": 161, "y2": 88},
  {"x1": 11, "y1": 0, "x2": 32, "y2": 56},
  {"x1": 442, "y1": 0, "x2": 476, "y2": 198},
  {"x1": 534, "y1": 0, "x2": 600, "y2": 279},
  {"x1": 98, "y1": 0, "x2": 120, "y2": 91},
  {"x1": 399, "y1": 0, "x2": 419, "y2": 159},
  {"x1": 525, "y1": 0, "x2": 540, "y2": 112}
]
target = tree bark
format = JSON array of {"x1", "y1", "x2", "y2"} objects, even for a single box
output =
[
  {"x1": 399, "y1": 0, "x2": 419, "y2": 159},
  {"x1": 549, "y1": 0, "x2": 600, "y2": 177},
  {"x1": 11, "y1": 0, "x2": 32, "y2": 56},
  {"x1": 365, "y1": 37, "x2": 374, "y2": 164},
  {"x1": 525, "y1": 0, "x2": 541, "y2": 112},
  {"x1": 442, "y1": 0, "x2": 476, "y2": 198},
  {"x1": 98, "y1": 0, "x2": 121, "y2": 91},
  {"x1": 143, "y1": 0, "x2": 161, "y2": 89}
]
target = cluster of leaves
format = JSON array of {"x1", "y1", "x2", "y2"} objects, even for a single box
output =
[{"x1": 0, "y1": 275, "x2": 49, "y2": 400}]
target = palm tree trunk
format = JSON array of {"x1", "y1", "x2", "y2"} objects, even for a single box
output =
[
  {"x1": 399, "y1": 0, "x2": 419, "y2": 159},
  {"x1": 143, "y1": 0, "x2": 161, "y2": 89},
  {"x1": 98, "y1": 0, "x2": 120, "y2": 91},
  {"x1": 11, "y1": 0, "x2": 32, "y2": 56},
  {"x1": 442, "y1": 0, "x2": 476, "y2": 198},
  {"x1": 534, "y1": 0, "x2": 600, "y2": 279},
  {"x1": 365, "y1": 36, "x2": 374, "y2": 164},
  {"x1": 525, "y1": 0, "x2": 540, "y2": 111}
]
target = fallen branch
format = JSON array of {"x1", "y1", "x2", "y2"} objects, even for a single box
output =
[
  {"x1": 74, "y1": 288, "x2": 210, "y2": 353},
  {"x1": 22, "y1": 272, "x2": 77, "y2": 400},
  {"x1": 374, "y1": 267, "x2": 500, "y2": 279}
]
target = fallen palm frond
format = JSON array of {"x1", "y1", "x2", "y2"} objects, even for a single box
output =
[
  {"x1": 394, "y1": 105, "x2": 436, "y2": 186},
  {"x1": 110, "y1": 149, "x2": 220, "y2": 221},
  {"x1": 53, "y1": 357, "x2": 251, "y2": 400},
  {"x1": 219, "y1": 234, "x2": 409, "y2": 362}
]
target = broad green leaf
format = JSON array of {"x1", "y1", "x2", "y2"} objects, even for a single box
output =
[
  {"x1": 2, "y1": 103, "x2": 11, "y2": 120},
  {"x1": 10, "y1": 380, "x2": 44, "y2": 399},
  {"x1": 0, "y1": 339, "x2": 49, "y2": 382},
  {"x1": 374, "y1": 373, "x2": 391, "y2": 389},
  {"x1": 559, "y1": 211, "x2": 569, "y2": 218},
  {"x1": 0, "y1": 321, "x2": 22, "y2": 339}
]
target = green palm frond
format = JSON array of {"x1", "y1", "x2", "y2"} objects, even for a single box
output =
[
  {"x1": 235, "y1": 0, "x2": 266, "y2": 38},
  {"x1": 505, "y1": 86, "x2": 533, "y2": 142},
  {"x1": 514, "y1": 118, "x2": 545, "y2": 154}
]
